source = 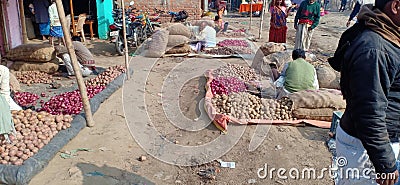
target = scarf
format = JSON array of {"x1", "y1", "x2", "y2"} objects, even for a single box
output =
[{"x1": 357, "y1": 5, "x2": 400, "y2": 47}]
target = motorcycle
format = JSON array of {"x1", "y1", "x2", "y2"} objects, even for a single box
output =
[
  {"x1": 109, "y1": 7, "x2": 142, "y2": 55},
  {"x1": 168, "y1": 10, "x2": 188, "y2": 22}
]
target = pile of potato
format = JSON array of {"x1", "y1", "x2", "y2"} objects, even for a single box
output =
[
  {"x1": 212, "y1": 92, "x2": 293, "y2": 120},
  {"x1": 85, "y1": 65, "x2": 126, "y2": 87},
  {"x1": 213, "y1": 64, "x2": 259, "y2": 82},
  {"x1": 0, "y1": 110, "x2": 73, "y2": 165},
  {"x1": 15, "y1": 71, "x2": 54, "y2": 85}
]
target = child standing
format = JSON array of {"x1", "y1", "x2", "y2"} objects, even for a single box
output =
[{"x1": 48, "y1": 0, "x2": 65, "y2": 46}]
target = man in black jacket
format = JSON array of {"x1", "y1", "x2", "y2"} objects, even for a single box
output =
[{"x1": 336, "y1": 0, "x2": 400, "y2": 184}]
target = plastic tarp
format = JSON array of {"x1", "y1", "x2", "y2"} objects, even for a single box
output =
[
  {"x1": 0, "y1": 72, "x2": 127, "y2": 185},
  {"x1": 204, "y1": 70, "x2": 332, "y2": 133}
]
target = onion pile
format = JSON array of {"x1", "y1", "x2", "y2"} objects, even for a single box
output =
[
  {"x1": 213, "y1": 64, "x2": 259, "y2": 82},
  {"x1": 85, "y1": 66, "x2": 126, "y2": 87},
  {"x1": 217, "y1": 39, "x2": 249, "y2": 47},
  {"x1": 15, "y1": 71, "x2": 54, "y2": 85},
  {"x1": 0, "y1": 110, "x2": 73, "y2": 165},
  {"x1": 14, "y1": 92, "x2": 39, "y2": 107},
  {"x1": 210, "y1": 77, "x2": 247, "y2": 95},
  {"x1": 217, "y1": 31, "x2": 246, "y2": 38},
  {"x1": 212, "y1": 92, "x2": 293, "y2": 120},
  {"x1": 39, "y1": 86, "x2": 106, "y2": 115}
]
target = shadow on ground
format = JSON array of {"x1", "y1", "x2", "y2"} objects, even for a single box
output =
[{"x1": 74, "y1": 163, "x2": 155, "y2": 185}]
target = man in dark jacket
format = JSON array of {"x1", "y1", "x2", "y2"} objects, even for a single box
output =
[{"x1": 337, "y1": 0, "x2": 400, "y2": 184}]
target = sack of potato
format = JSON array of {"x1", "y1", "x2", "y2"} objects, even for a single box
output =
[
  {"x1": 11, "y1": 58, "x2": 60, "y2": 73},
  {"x1": 289, "y1": 88, "x2": 346, "y2": 121},
  {"x1": 165, "y1": 44, "x2": 192, "y2": 54},
  {"x1": 316, "y1": 64, "x2": 340, "y2": 89},
  {"x1": 5, "y1": 44, "x2": 56, "y2": 62}
]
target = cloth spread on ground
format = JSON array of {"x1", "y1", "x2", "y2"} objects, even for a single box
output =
[{"x1": 357, "y1": 5, "x2": 400, "y2": 47}]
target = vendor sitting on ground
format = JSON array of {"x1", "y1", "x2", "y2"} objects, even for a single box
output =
[
  {"x1": 193, "y1": 22, "x2": 217, "y2": 52},
  {"x1": 54, "y1": 45, "x2": 93, "y2": 77},
  {"x1": 214, "y1": 15, "x2": 229, "y2": 33},
  {"x1": 0, "y1": 65, "x2": 22, "y2": 111},
  {"x1": 274, "y1": 49, "x2": 318, "y2": 97},
  {"x1": 72, "y1": 41, "x2": 96, "y2": 71}
]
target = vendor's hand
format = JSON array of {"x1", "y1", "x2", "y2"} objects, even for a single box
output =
[
  {"x1": 307, "y1": 27, "x2": 313, "y2": 31},
  {"x1": 346, "y1": 21, "x2": 351, "y2": 27},
  {"x1": 376, "y1": 170, "x2": 399, "y2": 185},
  {"x1": 294, "y1": 24, "x2": 298, "y2": 30}
]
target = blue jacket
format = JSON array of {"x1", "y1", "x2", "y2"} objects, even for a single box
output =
[{"x1": 340, "y1": 29, "x2": 400, "y2": 173}]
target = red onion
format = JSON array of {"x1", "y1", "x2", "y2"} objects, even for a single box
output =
[
  {"x1": 217, "y1": 39, "x2": 249, "y2": 47},
  {"x1": 14, "y1": 92, "x2": 39, "y2": 107},
  {"x1": 210, "y1": 77, "x2": 247, "y2": 95}
]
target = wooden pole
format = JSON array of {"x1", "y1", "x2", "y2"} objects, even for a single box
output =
[
  {"x1": 121, "y1": 0, "x2": 130, "y2": 80},
  {"x1": 18, "y1": 0, "x2": 28, "y2": 43},
  {"x1": 258, "y1": 0, "x2": 267, "y2": 39},
  {"x1": 249, "y1": 0, "x2": 252, "y2": 31},
  {"x1": 55, "y1": 0, "x2": 95, "y2": 127},
  {"x1": 70, "y1": 0, "x2": 77, "y2": 36}
]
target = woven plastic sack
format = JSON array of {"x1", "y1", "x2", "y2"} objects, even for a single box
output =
[
  {"x1": 167, "y1": 23, "x2": 191, "y2": 37},
  {"x1": 12, "y1": 58, "x2": 60, "y2": 73},
  {"x1": 167, "y1": 35, "x2": 190, "y2": 47},
  {"x1": 5, "y1": 44, "x2": 56, "y2": 62},
  {"x1": 289, "y1": 89, "x2": 345, "y2": 110}
]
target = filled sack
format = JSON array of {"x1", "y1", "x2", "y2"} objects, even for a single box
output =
[
  {"x1": 259, "y1": 42, "x2": 286, "y2": 56},
  {"x1": 293, "y1": 108, "x2": 345, "y2": 122},
  {"x1": 5, "y1": 44, "x2": 56, "y2": 62},
  {"x1": 136, "y1": 29, "x2": 169, "y2": 58},
  {"x1": 165, "y1": 44, "x2": 192, "y2": 54},
  {"x1": 316, "y1": 64, "x2": 340, "y2": 89},
  {"x1": 167, "y1": 23, "x2": 191, "y2": 37},
  {"x1": 9, "y1": 72, "x2": 21, "y2": 92},
  {"x1": 167, "y1": 35, "x2": 190, "y2": 47},
  {"x1": 289, "y1": 88, "x2": 345, "y2": 110},
  {"x1": 11, "y1": 58, "x2": 60, "y2": 73}
]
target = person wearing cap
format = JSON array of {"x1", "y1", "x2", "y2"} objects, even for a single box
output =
[
  {"x1": 274, "y1": 49, "x2": 318, "y2": 98},
  {"x1": 336, "y1": 0, "x2": 400, "y2": 184},
  {"x1": 294, "y1": 0, "x2": 321, "y2": 51}
]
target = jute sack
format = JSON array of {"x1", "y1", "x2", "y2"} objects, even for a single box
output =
[
  {"x1": 167, "y1": 35, "x2": 190, "y2": 47},
  {"x1": 167, "y1": 23, "x2": 191, "y2": 37},
  {"x1": 251, "y1": 49, "x2": 273, "y2": 78},
  {"x1": 11, "y1": 58, "x2": 60, "y2": 73},
  {"x1": 259, "y1": 42, "x2": 286, "y2": 56},
  {"x1": 293, "y1": 108, "x2": 345, "y2": 122},
  {"x1": 165, "y1": 44, "x2": 192, "y2": 54},
  {"x1": 316, "y1": 64, "x2": 340, "y2": 89},
  {"x1": 289, "y1": 89, "x2": 346, "y2": 110},
  {"x1": 137, "y1": 29, "x2": 169, "y2": 58},
  {"x1": 9, "y1": 72, "x2": 21, "y2": 92},
  {"x1": 5, "y1": 44, "x2": 55, "y2": 62}
]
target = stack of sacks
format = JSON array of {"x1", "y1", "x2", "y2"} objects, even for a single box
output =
[
  {"x1": 289, "y1": 88, "x2": 346, "y2": 121},
  {"x1": 5, "y1": 44, "x2": 59, "y2": 73},
  {"x1": 136, "y1": 29, "x2": 170, "y2": 58},
  {"x1": 165, "y1": 23, "x2": 192, "y2": 55}
]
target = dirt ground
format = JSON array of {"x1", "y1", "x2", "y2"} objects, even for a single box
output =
[{"x1": 29, "y1": 9, "x2": 352, "y2": 185}]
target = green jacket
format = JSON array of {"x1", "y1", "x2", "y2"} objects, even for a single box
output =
[
  {"x1": 284, "y1": 58, "x2": 316, "y2": 93},
  {"x1": 295, "y1": 0, "x2": 321, "y2": 29}
]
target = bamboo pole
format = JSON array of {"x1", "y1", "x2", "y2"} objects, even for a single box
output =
[
  {"x1": 121, "y1": 0, "x2": 130, "y2": 80},
  {"x1": 258, "y1": 0, "x2": 267, "y2": 39},
  {"x1": 18, "y1": 0, "x2": 28, "y2": 43},
  {"x1": 249, "y1": 0, "x2": 252, "y2": 31},
  {"x1": 55, "y1": 0, "x2": 95, "y2": 127},
  {"x1": 70, "y1": 0, "x2": 77, "y2": 36}
]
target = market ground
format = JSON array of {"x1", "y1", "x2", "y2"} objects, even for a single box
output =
[{"x1": 29, "y1": 10, "x2": 350, "y2": 185}]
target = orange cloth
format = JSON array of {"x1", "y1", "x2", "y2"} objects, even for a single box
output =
[{"x1": 239, "y1": 3, "x2": 263, "y2": 13}]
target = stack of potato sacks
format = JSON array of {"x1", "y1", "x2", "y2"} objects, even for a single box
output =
[
  {"x1": 165, "y1": 23, "x2": 193, "y2": 55},
  {"x1": 5, "y1": 44, "x2": 60, "y2": 74},
  {"x1": 288, "y1": 88, "x2": 346, "y2": 121}
]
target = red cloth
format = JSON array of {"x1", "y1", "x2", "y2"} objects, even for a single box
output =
[
  {"x1": 269, "y1": 26, "x2": 288, "y2": 43},
  {"x1": 239, "y1": 3, "x2": 263, "y2": 13},
  {"x1": 298, "y1": 19, "x2": 313, "y2": 25}
]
